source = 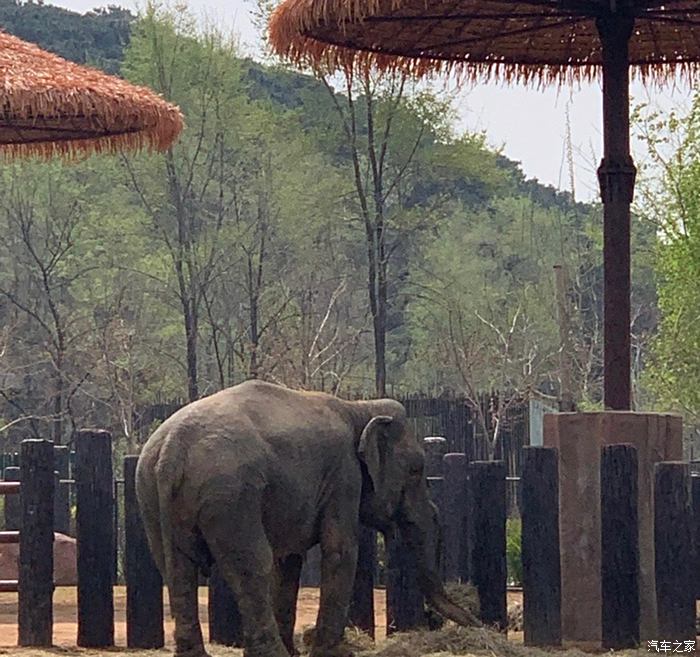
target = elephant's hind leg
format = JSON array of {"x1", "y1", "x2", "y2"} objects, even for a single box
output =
[
  {"x1": 168, "y1": 543, "x2": 210, "y2": 657},
  {"x1": 274, "y1": 554, "x2": 303, "y2": 655},
  {"x1": 201, "y1": 510, "x2": 290, "y2": 657}
]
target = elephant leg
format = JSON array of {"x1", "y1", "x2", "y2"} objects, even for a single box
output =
[
  {"x1": 311, "y1": 527, "x2": 359, "y2": 657},
  {"x1": 201, "y1": 510, "x2": 289, "y2": 657},
  {"x1": 168, "y1": 544, "x2": 209, "y2": 657},
  {"x1": 274, "y1": 554, "x2": 303, "y2": 655}
]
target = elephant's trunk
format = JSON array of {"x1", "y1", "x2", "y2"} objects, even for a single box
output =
[
  {"x1": 419, "y1": 567, "x2": 482, "y2": 627},
  {"x1": 399, "y1": 504, "x2": 482, "y2": 628}
]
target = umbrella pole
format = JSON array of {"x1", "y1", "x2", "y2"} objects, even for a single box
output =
[{"x1": 596, "y1": 15, "x2": 636, "y2": 410}]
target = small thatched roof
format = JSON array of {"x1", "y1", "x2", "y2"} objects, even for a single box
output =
[
  {"x1": 0, "y1": 30, "x2": 184, "y2": 158},
  {"x1": 269, "y1": 0, "x2": 700, "y2": 84}
]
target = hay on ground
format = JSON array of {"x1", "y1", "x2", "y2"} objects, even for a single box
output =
[{"x1": 358, "y1": 624, "x2": 529, "y2": 657}]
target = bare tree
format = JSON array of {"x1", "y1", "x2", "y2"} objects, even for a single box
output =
[
  {"x1": 0, "y1": 170, "x2": 93, "y2": 443},
  {"x1": 444, "y1": 296, "x2": 556, "y2": 459},
  {"x1": 122, "y1": 14, "x2": 241, "y2": 402},
  {"x1": 322, "y1": 69, "x2": 426, "y2": 396}
]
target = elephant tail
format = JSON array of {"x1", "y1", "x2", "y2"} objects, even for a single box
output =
[{"x1": 154, "y1": 428, "x2": 189, "y2": 589}]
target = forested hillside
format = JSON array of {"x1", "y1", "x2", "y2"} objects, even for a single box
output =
[
  {"x1": 0, "y1": 0, "x2": 132, "y2": 72},
  {"x1": 0, "y1": 1, "x2": 660, "y2": 448}
]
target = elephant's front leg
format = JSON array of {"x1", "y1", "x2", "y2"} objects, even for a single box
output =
[{"x1": 312, "y1": 525, "x2": 359, "y2": 657}]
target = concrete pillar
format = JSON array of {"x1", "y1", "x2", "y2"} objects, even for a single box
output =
[{"x1": 543, "y1": 411, "x2": 682, "y2": 647}]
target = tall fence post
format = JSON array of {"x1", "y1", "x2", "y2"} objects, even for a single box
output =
[
  {"x1": 124, "y1": 455, "x2": 164, "y2": 648},
  {"x1": 349, "y1": 526, "x2": 376, "y2": 637},
  {"x1": 601, "y1": 444, "x2": 639, "y2": 649},
  {"x1": 18, "y1": 439, "x2": 54, "y2": 647},
  {"x1": 425, "y1": 437, "x2": 447, "y2": 581},
  {"x1": 469, "y1": 460, "x2": 507, "y2": 630},
  {"x1": 521, "y1": 446, "x2": 561, "y2": 646},
  {"x1": 53, "y1": 445, "x2": 70, "y2": 535},
  {"x1": 75, "y1": 429, "x2": 114, "y2": 647},
  {"x1": 426, "y1": 476, "x2": 445, "y2": 580},
  {"x1": 4, "y1": 465, "x2": 21, "y2": 530},
  {"x1": 424, "y1": 437, "x2": 447, "y2": 477},
  {"x1": 655, "y1": 462, "x2": 694, "y2": 643},
  {"x1": 386, "y1": 436, "x2": 448, "y2": 634},
  {"x1": 692, "y1": 475, "x2": 700, "y2": 602},
  {"x1": 442, "y1": 453, "x2": 469, "y2": 582},
  {"x1": 386, "y1": 528, "x2": 424, "y2": 634},
  {"x1": 208, "y1": 564, "x2": 242, "y2": 646}
]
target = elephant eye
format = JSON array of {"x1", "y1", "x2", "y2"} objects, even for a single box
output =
[{"x1": 409, "y1": 464, "x2": 424, "y2": 478}]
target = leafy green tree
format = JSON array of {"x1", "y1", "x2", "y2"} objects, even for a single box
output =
[
  {"x1": 636, "y1": 94, "x2": 700, "y2": 419},
  {"x1": 121, "y1": 5, "x2": 250, "y2": 401},
  {"x1": 0, "y1": 0, "x2": 663, "y2": 452}
]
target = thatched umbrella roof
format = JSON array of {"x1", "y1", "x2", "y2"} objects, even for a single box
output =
[
  {"x1": 269, "y1": 0, "x2": 700, "y2": 411},
  {"x1": 0, "y1": 30, "x2": 183, "y2": 158},
  {"x1": 269, "y1": 0, "x2": 700, "y2": 84}
]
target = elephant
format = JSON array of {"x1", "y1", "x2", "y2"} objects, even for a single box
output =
[{"x1": 136, "y1": 379, "x2": 475, "y2": 657}]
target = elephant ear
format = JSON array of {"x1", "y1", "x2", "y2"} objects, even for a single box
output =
[{"x1": 358, "y1": 415, "x2": 393, "y2": 488}]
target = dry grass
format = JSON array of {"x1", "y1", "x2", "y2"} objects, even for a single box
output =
[
  {"x1": 0, "y1": 627, "x2": 658, "y2": 657},
  {"x1": 0, "y1": 585, "x2": 654, "y2": 657},
  {"x1": 358, "y1": 625, "x2": 549, "y2": 657},
  {"x1": 0, "y1": 649, "x2": 240, "y2": 657}
]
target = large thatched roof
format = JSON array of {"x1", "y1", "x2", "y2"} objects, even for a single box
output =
[
  {"x1": 269, "y1": 0, "x2": 700, "y2": 83},
  {"x1": 0, "y1": 30, "x2": 184, "y2": 158}
]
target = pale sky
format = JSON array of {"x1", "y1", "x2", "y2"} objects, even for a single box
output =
[{"x1": 46, "y1": 0, "x2": 694, "y2": 203}]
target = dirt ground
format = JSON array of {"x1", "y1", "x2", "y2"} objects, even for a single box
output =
[
  {"x1": 0, "y1": 587, "x2": 524, "y2": 652},
  {"x1": 0, "y1": 586, "x2": 388, "y2": 647}
]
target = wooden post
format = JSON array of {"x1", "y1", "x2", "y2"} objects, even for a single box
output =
[
  {"x1": 427, "y1": 476, "x2": 444, "y2": 510},
  {"x1": 442, "y1": 453, "x2": 469, "y2": 582},
  {"x1": 18, "y1": 439, "x2": 54, "y2": 647},
  {"x1": 521, "y1": 447, "x2": 561, "y2": 646},
  {"x1": 601, "y1": 444, "x2": 639, "y2": 649},
  {"x1": 53, "y1": 445, "x2": 70, "y2": 536},
  {"x1": 692, "y1": 475, "x2": 700, "y2": 601},
  {"x1": 427, "y1": 476, "x2": 445, "y2": 579},
  {"x1": 124, "y1": 456, "x2": 164, "y2": 648},
  {"x1": 424, "y1": 437, "x2": 447, "y2": 477},
  {"x1": 349, "y1": 526, "x2": 376, "y2": 637},
  {"x1": 655, "y1": 462, "x2": 694, "y2": 643},
  {"x1": 208, "y1": 564, "x2": 242, "y2": 646},
  {"x1": 3, "y1": 465, "x2": 21, "y2": 530},
  {"x1": 469, "y1": 460, "x2": 507, "y2": 630},
  {"x1": 596, "y1": 14, "x2": 636, "y2": 410},
  {"x1": 385, "y1": 433, "x2": 449, "y2": 637},
  {"x1": 386, "y1": 528, "x2": 424, "y2": 634},
  {"x1": 387, "y1": 435, "x2": 447, "y2": 633},
  {"x1": 75, "y1": 429, "x2": 114, "y2": 647}
]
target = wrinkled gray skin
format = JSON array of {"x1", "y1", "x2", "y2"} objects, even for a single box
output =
[{"x1": 136, "y1": 380, "x2": 474, "y2": 657}]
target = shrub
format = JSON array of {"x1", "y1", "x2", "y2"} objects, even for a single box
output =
[{"x1": 506, "y1": 517, "x2": 522, "y2": 586}]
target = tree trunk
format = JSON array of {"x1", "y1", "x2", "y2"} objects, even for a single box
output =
[
  {"x1": 374, "y1": 231, "x2": 387, "y2": 397},
  {"x1": 184, "y1": 302, "x2": 198, "y2": 402},
  {"x1": 249, "y1": 293, "x2": 259, "y2": 379},
  {"x1": 53, "y1": 357, "x2": 64, "y2": 445},
  {"x1": 247, "y1": 254, "x2": 259, "y2": 379}
]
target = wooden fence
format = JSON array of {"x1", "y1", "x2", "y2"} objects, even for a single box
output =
[{"x1": 2, "y1": 434, "x2": 697, "y2": 649}]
